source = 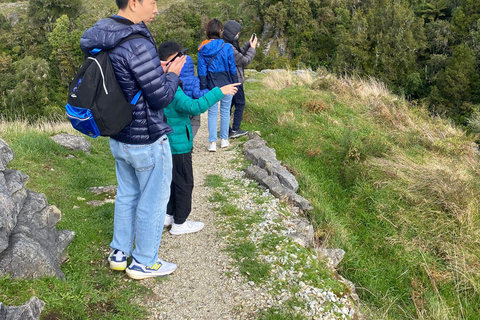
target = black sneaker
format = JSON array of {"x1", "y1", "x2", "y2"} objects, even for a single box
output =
[{"x1": 230, "y1": 129, "x2": 248, "y2": 139}]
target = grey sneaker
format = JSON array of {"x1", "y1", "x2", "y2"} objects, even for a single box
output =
[
  {"x1": 108, "y1": 249, "x2": 127, "y2": 271},
  {"x1": 229, "y1": 129, "x2": 248, "y2": 139},
  {"x1": 126, "y1": 258, "x2": 177, "y2": 280}
]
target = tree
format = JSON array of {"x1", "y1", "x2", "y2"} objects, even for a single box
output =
[
  {"x1": 416, "y1": 0, "x2": 449, "y2": 22},
  {"x1": 28, "y1": 0, "x2": 82, "y2": 33},
  {"x1": 3, "y1": 56, "x2": 50, "y2": 119},
  {"x1": 334, "y1": 9, "x2": 371, "y2": 75},
  {"x1": 334, "y1": 0, "x2": 426, "y2": 95},
  {"x1": 47, "y1": 15, "x2": 83, "y2": 86},
  {"x1": 430, "y1": 44, "x2": 478, "y2": 123},
  {"x1": 149, "y1": 2, "x2": 209, "y2": 58}
]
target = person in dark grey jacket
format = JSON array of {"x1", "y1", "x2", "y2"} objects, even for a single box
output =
[
  {"x1": 223, "y1": 20, "x2": 257, "y2": 138},
  {"x1": 80, "y1": 0, "x2": 185, "y2": 280}
]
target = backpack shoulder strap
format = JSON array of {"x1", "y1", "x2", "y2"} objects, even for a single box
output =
[{"x1": 89, "y1": 34, "x2": 147, "y2": 55}]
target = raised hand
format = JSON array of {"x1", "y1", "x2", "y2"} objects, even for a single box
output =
[
  {"x1": 166, "y1": 55, "x2": 186, "y2": 75},
  {"x1": 249, "y1": 35, "x2": 258, "y2": 48}
]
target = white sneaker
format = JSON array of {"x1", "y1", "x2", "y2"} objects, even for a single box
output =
[
  {"x1": 208, "y1": 142, "x2": 217, "y2": 152},
  {"x1": 126, "y1": 258, "x2": 177, "y2": 280},
  {"x1": 164, "y1": 214, "x2": 174, "y2": 227},
  {"x1": 220, "y1": 139, "x2": 229, "y2": 148},
  {"x1": 170, "y1": 220, "x2": 205, "y2": 235}
]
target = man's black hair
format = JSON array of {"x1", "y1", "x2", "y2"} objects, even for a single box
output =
[
  {"x1": 116, "y1": 0, "x2": 143, "y2": 10},
  {"x1": 157, "y1": 41, "x2": 184, "y2": 61}
]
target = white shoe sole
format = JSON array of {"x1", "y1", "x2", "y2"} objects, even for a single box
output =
[
  {"x1": 109, "y1": 260, "x2": 127, "y2": 271},
  {"x1": 126, "y1": 266, "x2": 177, "y2": 280},
  {"x1": 170, "y1": 224, "x2": 205, "y2": 235}
]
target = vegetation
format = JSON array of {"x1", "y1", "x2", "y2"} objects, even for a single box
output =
[
  {"x1": 1, "y1": 0, "x2": 480, "y2": 125},
  {"x1": 0, "y1": 121, "x2": 149, "y2": 319},
  {"x1": 0, "y1": 67, "x2": 479, "y2": 319},
  {"x1": 1, "y1": 0, "x2": 480, "y2": 318},
  {"x1": 240, "y1": 69, "x2": 480, "y2": 319}
]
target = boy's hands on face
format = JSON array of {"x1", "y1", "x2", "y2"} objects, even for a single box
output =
[
  {"x1": 220, "y1": 83, "x2": 241, "y2": 95},
  {"x1": 161, "y1": 55, "x2": 186, "y2": 75}
]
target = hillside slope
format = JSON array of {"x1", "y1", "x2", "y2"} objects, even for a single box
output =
[
  {"x1": 1, "y1": 69, "x2": 479, "y2": 319},
  {"x1": 241, "y1": 69, "x2": 480, "y2": 319}
]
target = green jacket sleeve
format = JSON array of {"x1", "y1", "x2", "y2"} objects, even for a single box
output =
[{"x1": 174, "y1": 87, "x2": 224, "y2": 116}]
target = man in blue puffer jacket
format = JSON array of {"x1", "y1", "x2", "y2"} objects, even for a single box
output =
[
  {"x1": 80, "y1": 0, "x2": 185, "y2": 280},
  {"x1": 179, "y1": 55, "x2": 209, "y2": 138}
]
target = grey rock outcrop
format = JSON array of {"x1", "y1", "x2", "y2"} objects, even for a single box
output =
[
  {"x1": 243, "y1": 133, "x2": 312, "y2": 211},
  {"x1": 316, "y1": 248, "x2": 346, "y2": 268},
  {"x1": 285, "y1": 217, "x2": 315, "y2": 248},
  {"x1": 0, "y1": 138, "x2": 75, "y2": 280},
  {"x1": 0, "y1": 296, "x2": 44, "y2": 320},
  {"x1": 50, "y1": 134, "x2": 91, "y2": 154},
  {"x1": 88, "y1": 185, "x2": 117, "y2": 196}
]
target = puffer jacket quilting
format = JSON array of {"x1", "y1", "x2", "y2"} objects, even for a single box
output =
[
  {"x1": 80, "y1": 16, "x2": 179, "y2": 144},
  {"x1": 180, "y1": 55, "x2": 209, "y2": 99}
]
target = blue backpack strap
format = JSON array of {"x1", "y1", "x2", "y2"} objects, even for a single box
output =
[
  {"x1": 130, "y1": 90, "x2": 142, "y2": 105},
  {"x1": 89, "y1": 48, "x2": 102, "y2": 55}
]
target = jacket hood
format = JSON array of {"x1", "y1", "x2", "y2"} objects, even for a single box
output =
[
  {"x1": 80, "y1": 17, "x2": 153, "y2": 54},
  {"x1": 223, "y1": 20, "x2": 241, "y2": 43},
  {"x1": 198, "y1": 39, "x2": 225, "y2": 58},
  {"x1": 180, "y1": 55, "x2": 195, "y2": 78}
]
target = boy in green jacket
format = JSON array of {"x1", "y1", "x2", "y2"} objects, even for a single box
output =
[{"x1": 158, "y1": 41, "x2": 239, "y2": 235}]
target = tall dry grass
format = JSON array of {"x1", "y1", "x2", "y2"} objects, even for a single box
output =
[
  {"x1": 262, "y1": 69, "x2": 316, "y2": 90},
  {"x1": 0, "y1": 118, "x2": 75, "y2": 137}
]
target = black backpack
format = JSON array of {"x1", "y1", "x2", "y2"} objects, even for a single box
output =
[{"x1": 65, "y1": 34, "x2": 144, "y2": 138}]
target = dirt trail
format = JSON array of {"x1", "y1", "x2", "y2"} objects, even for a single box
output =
[{"x1": 135, "y1": 113, "x2": 265, "y2": 319}]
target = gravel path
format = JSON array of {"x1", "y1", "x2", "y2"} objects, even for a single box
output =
[{"x1": 135, "y1": 114, "x2": 268, "y2": 319}]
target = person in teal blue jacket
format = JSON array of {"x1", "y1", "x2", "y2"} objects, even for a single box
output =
[{"x1": 158, "y1": 41, "x2": 239, "y2": 235}]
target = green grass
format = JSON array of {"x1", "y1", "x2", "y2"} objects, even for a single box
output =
[
  {"x1": 241, "y1": 72, "x2": 480, "y2": 319},
  {"x1": 0, "y1": 130, "x2": 149, "y2": 319}
]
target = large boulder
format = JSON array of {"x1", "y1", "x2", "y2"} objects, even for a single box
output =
[
  {"x1": 0, "y1": 139, "x2": 74, "y2": 280},
  {"x1": 50, "y1": 134, "x2": 91, "y2": 154}
]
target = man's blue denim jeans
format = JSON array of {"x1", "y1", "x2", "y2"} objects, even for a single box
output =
[
  {"x1": 208, "y1": 94, "x2": 233, "y2": 142},
  {"x1": 109, "y1": 136, "x2": 172, "y2": 267}
]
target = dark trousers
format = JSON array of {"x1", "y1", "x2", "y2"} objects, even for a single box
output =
[
  {"x1": 167, "y1": 152, "x2": 194, "y2": 225},
  {"x1": 230, "y1": 83, "x2": 245, "y2": 132}
]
